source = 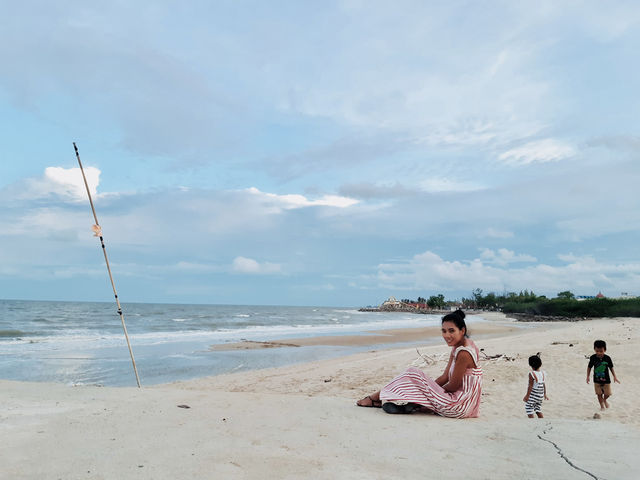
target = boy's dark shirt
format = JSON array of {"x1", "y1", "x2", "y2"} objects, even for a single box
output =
[{"x1": 588, "y1": 354, "x2": 614, "y2": 384}]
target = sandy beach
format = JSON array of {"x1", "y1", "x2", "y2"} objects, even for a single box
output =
[{"x1": 2, "y1": 313, "x2": 638, "y2": 479}]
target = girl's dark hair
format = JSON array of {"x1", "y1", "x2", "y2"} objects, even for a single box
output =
[
  {"x1": 528, "y1": 355, "x2": 542, "y2": 369},
  {"x1": 442, "y1": 309, "x2": 468, "y2": 337}
]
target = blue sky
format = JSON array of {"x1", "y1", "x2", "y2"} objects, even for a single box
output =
[{"x1": 1, "y1": 1, "x2": 640, "y2": 306}]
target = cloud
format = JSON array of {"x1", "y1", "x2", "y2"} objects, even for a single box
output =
[
  {"x1": 262, "y1": 134, "x2": 404, "y2": 181},
  {"x1": 45, "y1": 166, "x2": 99, "y2": 198},
  {"x1": 481, "y1": 228, "x2": 514, "y2": 239},
  {"x1": 498, "y1": 139, "x2": 575, "y2": 166},
  {"x1": 586, "y1": 135, "x2": 640, "y2": 152},
  {"x1": 419, "y1": 178, "x2": 485, "y2": 193},
  {"x1": 479, "y1": 248, "x2": 537, "y2": 266},
  {"x1": 245, "y1": 187, "x2": 358, "y2": 211},
  {"x1": 12, "y1": 166, "x2": 101, "y2": 202},
  {"x1": 0, "y1": 2, "x2": 562, "y2": 168},
  {"x1": 373, "y1": 250, "x2": 640, "y2": 297},
  {"x1": 0, "y1": 207, "x2": 85, "y2": 238},
  {"x1": 231, "y1": 256, "x2": 282, "y2": 275},
  {"x1": 338, "y1": 182, "x2": 412, "y2": 200}
]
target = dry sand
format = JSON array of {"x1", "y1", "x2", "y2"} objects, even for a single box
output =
[{"x1": 1, "y1": 313, "x2": 638, "y2": 479}]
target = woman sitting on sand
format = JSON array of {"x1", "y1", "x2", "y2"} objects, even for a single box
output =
[{"x1": 357, "y1": 309, "x2": 482, "y2": 417}]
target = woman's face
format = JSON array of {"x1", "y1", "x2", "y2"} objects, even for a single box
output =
[{"x1": 441, "y1": 321, "x2": 466, "y2": 347}]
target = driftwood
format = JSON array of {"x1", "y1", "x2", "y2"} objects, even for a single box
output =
[
  {"x1": 479, "y1": 349, "x2": 517, "y2": 362},
  {"x1": 412, "y1": 348, "x2": 448, "y2": 367},
  {"x1": 238, "y1": 339, "x2": 301, "y2": 348},
  {"x1": 412, "y1": 347, "x2": 519, "y2": 368}
]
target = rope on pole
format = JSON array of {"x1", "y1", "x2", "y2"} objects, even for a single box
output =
[{"x1": 73, "y1": 142, "x2": 141, "y2": 388}]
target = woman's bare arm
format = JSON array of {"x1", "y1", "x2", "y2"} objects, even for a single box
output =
[{"x1": 443, "y1": 350, "x2": 474, "y2": 392}]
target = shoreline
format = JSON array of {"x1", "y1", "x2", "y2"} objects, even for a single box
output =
[
  {"x1": 209, "y1": 312, "x2": 525, "y2": 351},
  {"x1": 2, "y1": 314, "x2": 639, "y2": 479}
]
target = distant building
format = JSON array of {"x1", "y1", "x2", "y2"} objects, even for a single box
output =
[
  {"x1": 381, "y1": 296, "x2": 402, "y2": 308},
  {"x1": 405, "y1": 302, "x2": 427, "y2": 309},
  {"x1": 577, "y1": 291, "x2": 636, "y2": 301},
  {"x1": 618, "y1": 292, "x2": 636, "y2": 299},
  {"x1": 576, "y1": 295, "x2": 595, "y2": 301}
]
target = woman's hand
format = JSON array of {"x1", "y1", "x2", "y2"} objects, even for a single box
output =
[{"x1": 435, "y1": 351, "x2": 455, "y2": 386}]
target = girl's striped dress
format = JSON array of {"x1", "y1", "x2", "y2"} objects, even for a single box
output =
[
  {"x1": 379, "y1": 341, "x2": 483, "y2": 418},
  {"x1": 524, "y1": 370, "x2": 546, "y2": 415}
]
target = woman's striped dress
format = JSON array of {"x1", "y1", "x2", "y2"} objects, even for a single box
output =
[{"x1": 379, "y1": 341, "x2": 483, "y2": 418}]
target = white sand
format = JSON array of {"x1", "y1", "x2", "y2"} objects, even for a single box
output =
[{"x1": 2, "y1": 314, "x2": 638, "y2": 479}]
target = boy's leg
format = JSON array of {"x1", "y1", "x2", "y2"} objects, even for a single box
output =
[
  {"x1": 594, "y1": 383, "x2": 606, "y2": 409},
  {"x1": 536, "y1": 411, "x2": 544, "y2": 418},
  {"x1": 527, "y1": 414, "x2": 534, "y2": 418},
  {"x1": 603, "y1": 384, "x2": 612, "y2": 408}
]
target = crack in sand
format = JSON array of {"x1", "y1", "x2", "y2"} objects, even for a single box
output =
[{"x1": 537, "y1": 425, "x2": 600, "y2": 479}]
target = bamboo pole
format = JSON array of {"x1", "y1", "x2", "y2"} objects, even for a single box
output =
[{"x1": 73, "y1": 142, "x2": 141, "y2": 388}]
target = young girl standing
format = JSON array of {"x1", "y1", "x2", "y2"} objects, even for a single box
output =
[{"x1": 523, "y1": 355, "x2": 548, "y2": 418}]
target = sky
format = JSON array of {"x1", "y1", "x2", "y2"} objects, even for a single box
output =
[{"x1": 1, "y1": 1, "x2": 640, "y2": 307}]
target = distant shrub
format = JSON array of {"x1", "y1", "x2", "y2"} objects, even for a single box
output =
[{"x1": 501, "y1": 297, "x2": 640, "y2": 318}]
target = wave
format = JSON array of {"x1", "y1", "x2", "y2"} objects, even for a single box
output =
[
  {"x1": 0, "y1": 329, "x2": 30, "y2": 338},
  {"x1": 3, "y1": 314, "x2": 442, "y2": 348}
]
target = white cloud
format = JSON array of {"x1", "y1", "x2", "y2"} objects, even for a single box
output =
[
  {"x1": 479, "y1": 248, "x2": 537, "y2": 266},
  {"x1": 245, "y1": 187, "x2": 358, "y2": 211},
  {"x1": 14, "y1": 166, "x2": 101, "y2": 202},
  {"x1": 0, "y1": 207, "x2": 86, "y2": 238},
  {"x1": 498, "y1": 139, "x2": 575, "y2": 166},
  {"x1": 231, "y1": 256, "x2": 282, "y2": 275},
  {"x1": 46, "y1": 166, "x2": 98, "y2": 198},
  {"x1": 374, "y1": 250, "x2": 640, "y2": 297}
]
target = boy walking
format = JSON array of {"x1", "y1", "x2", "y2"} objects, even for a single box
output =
[{"x1": 586, "y1": 340, "x2": 620, "y2": 410}]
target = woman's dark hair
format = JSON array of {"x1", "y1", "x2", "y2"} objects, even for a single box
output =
[
  {"x1": 528, "y1": 355, "x2": 542, "y2": 369},
  {"x1": 442, "y1": 309, "x2": 468, "y2": 337}
]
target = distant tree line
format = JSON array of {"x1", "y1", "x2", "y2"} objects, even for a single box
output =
[
  {"x1": 399, "y1": 289, "x2": 640, "y2": 317},
  {"x1": 401, "y1": 295, "x2": 447, "y2": 309},
  {"x1": 462, "y1": 288, "x2": 640, "y2": 318}
]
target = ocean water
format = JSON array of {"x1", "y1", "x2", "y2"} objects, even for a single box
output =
[{"x1": 0, "y1": 299, "x2": 467, "y2": 387}]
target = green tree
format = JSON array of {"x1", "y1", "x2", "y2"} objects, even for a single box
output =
[
  {"x1": 556, "y1": 291, "x2": 575, "y2": 300},
  {"x1": 472, "y1": 288, "x2": 483, "y2": 307},
  {"x1": 427, "y1": 294, "x2": 446, "y2": 309},
  {"x1": 484, "y1": 292, "x2": 497, "y2": 309}
]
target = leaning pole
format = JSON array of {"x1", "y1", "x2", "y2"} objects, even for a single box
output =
[{"x1": 73, "y1": 142, "x2": 141, "y2": 388}]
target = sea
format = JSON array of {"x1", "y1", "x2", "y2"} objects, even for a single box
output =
[{"x1": 0, "y1": 299, "x2": 484, "y2": 387}]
